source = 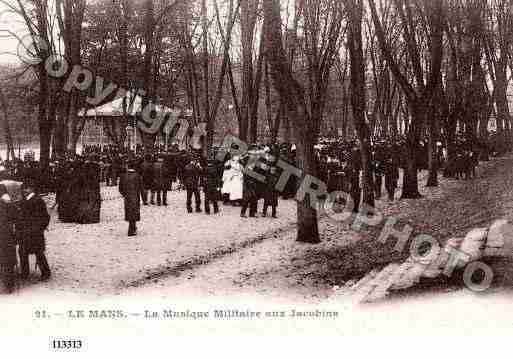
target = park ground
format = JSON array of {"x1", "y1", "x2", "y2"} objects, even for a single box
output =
[{"x1": 3, "y1": 154, "x2": 513, "y2": 336}]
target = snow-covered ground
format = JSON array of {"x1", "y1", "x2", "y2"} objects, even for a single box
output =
[{"x1": 13, "y1": 187, "x2": 299, "y2": 296}]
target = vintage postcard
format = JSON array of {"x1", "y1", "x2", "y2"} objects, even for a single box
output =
[{"x1": 0, "y1": 0, "x2": 511, "y2": 356}]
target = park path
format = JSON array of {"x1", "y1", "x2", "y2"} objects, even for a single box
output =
[{"x1": 6, "y1": 186, "x2": 301, "y2": 296}]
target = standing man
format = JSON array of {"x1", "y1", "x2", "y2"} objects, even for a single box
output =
[
  {"x1": 262, "y1": 151, "x2": 279, "y2": 218},
  {"x1": 0, "y1": 184, "x2": 17, "y2": 292},
  {"x1": 183, "y1": 158, "x2": 202, "y2": 213},
  {"x1": 151, "y1": 155, "x2": 168, "y2": 206},
  {"x1": 203, "y1": 158, "x2": 221, "y2": 215},
  {"x1": 240, "y1": 152, "x2": 260, "y2": 218},
  {"x1": 140, "y1": 154, "x2": 154, "y2": 205},
  {"x1": 165, "y1": 145, "x2": 180, "y2": 191},
  {"x1": 18, "y1": 181, "x2": 51, "y2": 281},
  {"x1": 119, "y1": 161, "x2": 143, "y2": 236}
]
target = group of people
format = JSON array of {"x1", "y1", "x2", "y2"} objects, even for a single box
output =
[
  {"x1": 54, "y1": 156, "x2": 102, "y2": 224},
  {"x1": 0, "y1": 135, "x2": 489, "y2": 239},
  {"x1": 118, "y1": 148, "x2": 226, "y2": 236},
  {"x1": 0, "y1": 132, "x2": 497, "y2": 293},
  {"x1": 0, "y1": 181, "x2": 51, "y2": 293}
]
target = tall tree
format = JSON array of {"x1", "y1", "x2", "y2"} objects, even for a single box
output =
[
  {"x1": 56, "y1": 0, "x2": 87, "y2": 154},
  {"x1": 0, "y1": 87, "x2": 15, "y2": 161},
  {"x1": 346, "y1": 0, "x2": 375, "y2": 208},
  {"x1": 368, "y1": 0, "x2": 444, "y2": 198},
  {"x1": 263, "y1": 0, "x2": 343, "y2": 243}
]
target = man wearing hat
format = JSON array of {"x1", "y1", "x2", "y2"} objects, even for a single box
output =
[
  {"x1": 0, "y1": 184, "x2": 17, "y2": 292},
  {"x1": 119, "y1": 160, "x2": 144, "y2": 236},
  {"x1": 183, "y1": 157, "x2": 202, "y2": 213},
  {"x1": 202, "y1": 156, "x2": 221, "y2": 215},
  {"x1": 18, "y1": 181, "x2": 51, "y2": 281},
  {"x1": 151, "y1": 155, "x2": 168, "y2": 206}
]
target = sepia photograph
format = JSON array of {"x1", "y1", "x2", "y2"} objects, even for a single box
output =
[{"x1": 0, "y1": 0, "x2": 512, "y2": 355}]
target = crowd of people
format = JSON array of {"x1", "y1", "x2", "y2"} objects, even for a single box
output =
[
  {"x1": 0, "y1": 136, "x2": 489, "y2": 226},
  {"x1": 0, "y1": 135, "x2": 491, "y2": 289}
]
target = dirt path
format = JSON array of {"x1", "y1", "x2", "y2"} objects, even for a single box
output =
[{"x1": 9, "y1": 187, "x2": 300, "y2": 296}]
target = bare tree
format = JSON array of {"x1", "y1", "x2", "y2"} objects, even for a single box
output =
[
  {"x1": 368, "y1": 0, "x2": 444, "y2": 198},
  {"x1": 55, "y1": 0, "x2": 86, "y2": 154},
  {"x1": 346, "y1": 0, "x2": 375, "y2": 207},
  {"x1": 263, "y1": 0, "x2": 344, "y2": 243},
  {"x1": 483, "y1": 0, "x2": 513, "y2": 149},
  {"x1": 0, "y1": 87, "x2": 15, "y2": 161}
]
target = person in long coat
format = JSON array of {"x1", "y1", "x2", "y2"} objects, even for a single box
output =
[
  {"x1": 0, "y1": 184, "x2": 17, "y2": 292},
  {"x1": 262, "y1": 152, "x2": 279, "y2": 218},
  {"x1": 202, "y1": 160, "x2": 221, "y2": 214},
  {"x1": 183, "y1": 159, "x2": 202, "y2": 213},
  {"x1": 140, "y1": 154, "x2": 154, "y2": 205},
  {"x1": 240, "y1": 153, "x2": 260, "y2": 218},
  {"x1": 18, "y1": 181, "x2": 51, "y2": 281},
  {"x1": 57, "y1": 160, "x2": 78, "y2": 223},
  {"x1": 166, "y1": 145, "x2": 180, "y2": 190},
  {"x1": 76, "y1": 158, "x2": 101, "y2": 224},
  {"x1": 119, "y1": 161, "x2": 143, "y2": 236},
  {"x1": 151, "y1": 156, "x2": 169, "y2": 206}
]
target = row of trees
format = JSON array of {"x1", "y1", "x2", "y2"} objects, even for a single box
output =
[
  {"x1": 1, "y1": 0, "x2": 513, "y2": 243},
  {"x1": 263, "y1": 0, "x2": 513, "y2": 242}
]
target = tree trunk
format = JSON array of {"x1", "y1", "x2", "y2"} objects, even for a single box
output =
[
  {"x1": 495, "y1": 68, "x2": 510, "y2": 139},
  {"x1": 402, "y1": 104, "x2": 423, "y2": 199},
  {"x1": 201, "y1": 0, "x2": 210, "y2": 154},
  {"x1": 295, "y1": 138, "x2": 321, "y2": 244},
  {"x1": 39, "y1": 63, "x2": 52, "y2": 172},
  {"x1": 347, "y1": 0, "x2": 374, "y2": 208},
  {"x1": 141, "y1": 0, "x2": 156, "y2": 149},
  {"x1": 426, "y1": 108, "x2": 439, "y2": 187},
  {"x1": 263, "y1": 0, "x2": 320, "y2": 244},
  {"x1": 68, "y1": 100, "x2": 85, "y2": 154},
  {"x1": 120, "y1": 0, "x2": 130, "y2": 150},
  {"x1": 0, "y1": 88, "x2": 15, "y2": 161}
]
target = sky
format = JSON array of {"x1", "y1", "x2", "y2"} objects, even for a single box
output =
[{"x1": 0, "y1": 2, "x2": 32, "y2": 65}]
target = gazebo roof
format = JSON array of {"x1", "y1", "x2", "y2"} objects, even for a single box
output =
[{"x1": 78, "y1": 92, "x2": 178, "y2": 118}]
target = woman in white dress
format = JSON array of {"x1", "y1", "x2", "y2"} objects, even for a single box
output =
[{"x1": 221, "y1": 156, "x2": 244, "y2": 204}]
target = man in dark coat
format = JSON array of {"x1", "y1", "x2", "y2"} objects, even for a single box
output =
[
  {"x1": 202, "y1": 160, "x2": 221, "y2": 215},
  {"x1": 240, "y1": 153, "x2": 260, "y2": 218},
  {"x1": 183, "y1": 159, "x2": 202, "y2": 213},
  {"x1": 151, "y1": 156, "x2": 169, "y2": 206},
  {"x1": 119, "y1": 161, "x2": 143, "y2": 236},
  {"x1": 76, "y1": 157, "x2": 101, "y2": 224},
  {"x1": 260, "y1": 150, "x2": 280, "y2": 218},
  {"x1": 140, "y1": 154, "x2": 154, "y2": 205},
  {"x1": 0, "y1": 184, "x2": 17, "y2": 292},
  {"x1": 165, "y1": 145, "x2": 180, "y2": 190},
  {"x1": 18, "y1": 182, "x2": 51, "y2": 281}
]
